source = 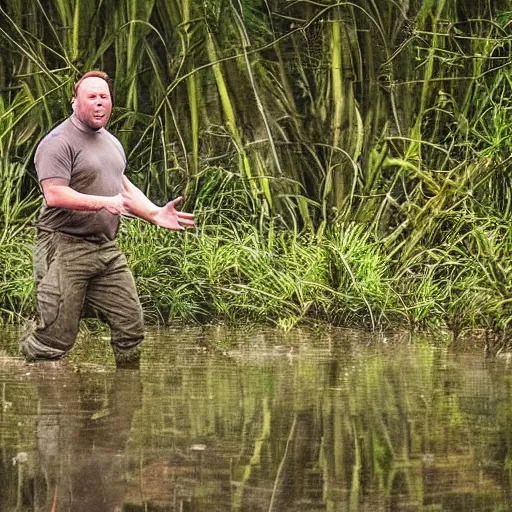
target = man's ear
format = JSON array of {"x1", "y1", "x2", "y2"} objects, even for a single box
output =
[{"x1": 71, "y1": 97, "x2": 76, "y2": 112}]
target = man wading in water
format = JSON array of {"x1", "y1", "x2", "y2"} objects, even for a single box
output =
[{"x1": 21, "y1": 70, "x2": 194, "y2": 367}]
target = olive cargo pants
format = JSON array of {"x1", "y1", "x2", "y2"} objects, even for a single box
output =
[{"x1": 21, "y1": 231, "x2": 144, "y2": 364}]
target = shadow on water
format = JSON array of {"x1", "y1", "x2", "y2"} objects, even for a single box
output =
[{"x1": 0, "y1": 326, "x2": 511, "y2": 511}]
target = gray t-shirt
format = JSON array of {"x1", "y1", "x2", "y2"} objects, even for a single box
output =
[{"x1": 34, "y1": 115, "x2": 126, "y2": 242}]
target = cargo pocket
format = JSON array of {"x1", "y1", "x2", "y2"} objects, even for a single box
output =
[{"x1": 37, "y1": 263, "x2": 61, "y2": 329}]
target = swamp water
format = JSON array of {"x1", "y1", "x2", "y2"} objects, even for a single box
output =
[{"x1": 0, "y1": 326, "x2": 510, "y2": 511}]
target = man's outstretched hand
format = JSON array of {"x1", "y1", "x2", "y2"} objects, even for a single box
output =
[
  {"x1": 152, "y1": 196, "x2": 195, "y2": 230},
  {"x1": 121, "y1": 177, "x2": 195, "y2": 230}
]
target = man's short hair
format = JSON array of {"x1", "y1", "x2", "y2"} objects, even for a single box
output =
[{"x1": 73, "y1": 71, "x2": 112, "y2": 97}]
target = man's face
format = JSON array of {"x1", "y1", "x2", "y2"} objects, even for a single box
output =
[{"x1": 72, "y1": 77, "x2": 112, "y2": 130}]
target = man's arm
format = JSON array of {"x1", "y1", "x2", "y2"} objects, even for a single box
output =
[
  {"x1": 41, "y1": 178, "x2": 124, "y2": 214},
  {"x1": 121, "y1": 176, "x2": 194, "y2": 230}
]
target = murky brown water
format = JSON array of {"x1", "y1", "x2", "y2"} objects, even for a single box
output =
[{"x1": 0, "y1": 326, "x2": 510, "y2": 511}]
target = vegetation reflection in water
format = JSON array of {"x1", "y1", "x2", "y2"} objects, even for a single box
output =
[{"x1": 0, "y1": 326, "x2": 511, "y2": 511}]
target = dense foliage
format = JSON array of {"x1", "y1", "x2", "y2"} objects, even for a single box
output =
[{"x1": 1, "y1": 1, "x2": 512, "y2": 337}]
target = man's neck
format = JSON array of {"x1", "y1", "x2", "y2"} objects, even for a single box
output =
[{"x1": 70, "y1": 114, "x2": 103, "y2": 134}]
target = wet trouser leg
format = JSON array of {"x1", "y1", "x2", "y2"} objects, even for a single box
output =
[
  {"x1": 21, "y1": 232, "x2": 144, "y2": 364},
  {"x1": 84, "y1": 245, "x2": 144, "y2": 365}
]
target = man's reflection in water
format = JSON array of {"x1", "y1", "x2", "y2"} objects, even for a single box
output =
[{"x1": 34, "y1": 366, "x2": 142, "y2": 511}]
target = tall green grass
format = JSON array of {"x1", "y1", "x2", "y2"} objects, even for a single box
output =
[
  {"x1": 1, "y1": 1, "x2": 512, "y2": 337},
  {"x1": 1, "y1": 208, "x2": 511, "y2": 336},
  {"x1": 116, "y1": 217, "x2": 396, "y2": 330}
]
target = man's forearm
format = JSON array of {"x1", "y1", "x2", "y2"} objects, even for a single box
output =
[
  {"x1": 42, "y1": 182, "x2": 122, "y2": 213},
  {"x1": 121, "y1": 177, "x2": 159, "y2": 222}
]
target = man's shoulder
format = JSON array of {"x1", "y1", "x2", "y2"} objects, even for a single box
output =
[
  {"x1": 38, "y1": 117, "x2": 74, "y2": 148},
  {"x1": 102, "y1": 127, "x2": 122, "y2": 144},
  {"x1": 101, "y1": 128, "x2": 126, "y2": 155}
]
